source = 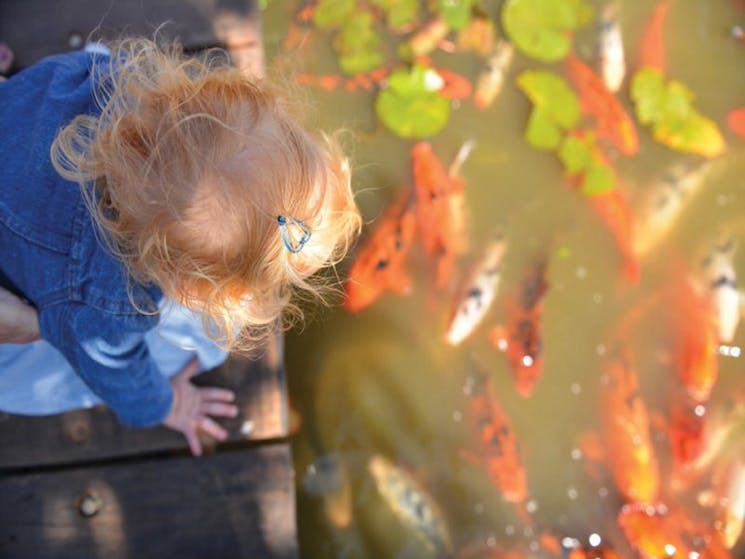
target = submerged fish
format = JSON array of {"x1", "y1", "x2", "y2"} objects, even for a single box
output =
[
  {"x1": 698, "y1": 237, "x2": 740, "y2": 344},
  {"x1": 473, "y1": 41, "x2": 514, "y2": 110},
  {"x1": 632, "y1": 161, "x2": 713, "y2": 260},
  {"x1": 639, "y1": 0, "x2": 671, "y2": 73},
  {"x1": 446, "y1": 235, "x2": 508, "y2": 346},
  {"x1": 716, "y1": 459, "x2": 745, "y2": 549},
  {"x1": 367, "y1": 454, "x2": 453, "y2": 556},
  {"x1": 597, "y1": 2, "x2": 626, "y2": 93}
]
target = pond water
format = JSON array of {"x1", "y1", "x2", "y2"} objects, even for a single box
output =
[{"x1": 262, "y1": 1, "x2": 745, "y2": 557}]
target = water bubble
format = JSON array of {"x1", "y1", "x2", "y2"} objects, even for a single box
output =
[
  {"x1": 505, "y1": 524, "x2": 515, "y2": 536},
  {"x1": 571, "y1": 448, "x2": 582, "y2": 461},
  {"x1": 588, "y1": 533, "x2": 602, "y2": 547},
  {"x1": 474, "y1": 503, "x2": 484, "y2": 515},
  {"x1": 522, "y1": 355, "x2": 534, "y2": 367},
  {"x1": 688, "y1": 552, "x2": 700, "y2": 559},
  {"x1": 241, "y1": 420, "x2": 255, "y2": 436},
  {"x1": 664, "y1": 544, "x2": 676, "y2": 556},
  {"x1": 529, "y1": 541, "x2": 540, "y2": 552},
  {"x1": 452, "y1": 410, "x2": 462, "y2": 422},
  {"x1": 592, "y1": 292, "x2": 603, "y2": 304},
  {"x1": 576, "y1": 267, "x2": 588, "y2": 279},
  {"x1": 598, "y1": 486, "x2": 609, "y2": 498},
  {"x1": 596, "y1": 344, "x2": 607, "y2": 356},
  {"x1": 562, "y1": 537, "x2": 581, "y2": 549},
  {"x1": 486, "y1": 536, "x2": 497, "y2": 548},
  {"x1": 719, "y1": 344, "x2": 742, "y2": 358},
  {"x1": 694, "y1": 405, "x2": 706, "y2": 417},
  {"x1": 570, "y1": 383, "x2": 582, "y2": 395},
  {"x1": 526, "y1": 499, "x2": 538, "y2": 513},
  {"x1": 567, "y1": 486, "x2": 579, "y2": 500}
]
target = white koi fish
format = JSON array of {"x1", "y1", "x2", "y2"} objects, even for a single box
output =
[
  {"x1": 368, "y1": 454, "x2": 452, "y2": 556},
  {"x1": 717, "y1": 460, "x2": 745, "y2": 549},
  {"x1": 598, "y1": 2, "x2": 625, "y2": 93},
  {"x1": 699, "y1": 237, "x2": 740, "y2": 344},
  {"x1": 473, "y1": 41, "x2": 514, "y2": 110},
  {"x1": 446, "y1": 236, "x2": 507, "y2": 346},
  {"x1": 632, "y1": 161, "x2": 713, "y2": 260}
]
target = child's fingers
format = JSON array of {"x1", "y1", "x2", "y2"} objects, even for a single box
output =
[
  {"x1": 200, "y1": 387, "x2": 235, "y2": 402},
  {"x1": 199, "y1": 417, "x2": 228, "y2": 442},
  {"x1": 184, "y1": 426, "x2": 202, "y2": 457},
  {"x1": 200, "y1": 401, "x2": 238, "y2": 418}
]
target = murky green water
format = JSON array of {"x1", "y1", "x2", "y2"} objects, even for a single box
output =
[{"x1": 262, "y1": 1, "x2": 745, "y2": 557}]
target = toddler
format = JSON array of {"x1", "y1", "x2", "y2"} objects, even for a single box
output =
[{"x1": 0, "y1": 38, "x2": 360, "y2": 455}]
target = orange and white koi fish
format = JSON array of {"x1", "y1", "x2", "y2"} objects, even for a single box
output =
[
  {"x1": 462, "y1": 369, "x2": 529, "y2": 505},
  {"x1": 698, "y1": 237, "x2": 740, "y2": 344},
  {"x1": 597, "y1": 3, "x2": 626, "y2": 93},
  {"x1": 599, "y1": 351, "x2": 660, "y2": 504},
  {"x1": 345, "y1": 191, "x2": 417, "y2": 312},
  {"x1": 368, "y1": 454, "x2": 453, "y2": 556},
  {"x1": 436, "y1": 68, "x2": 473, "y2": 100},
  {"x1": 294, "y1": 67, "x2": 389, "y2": 92},
  {"x1": 565, "y1": 53, "x2": 639, "y2": 156},
  {"x1": 489, "y1": 257, "x2": 548, "y2": 398},
  {"x1": 407, "y1": 17, "x2": 450, "y2": 58},
  {"x1": 727, "y1": 107, "x2": 745, "y2": 137},
  {"x1": 639, "y1": 1, "x2": 671, "y2": 73},
  {"x1": 474, "y1": 41, "x2": 514, "y2": 110},
  {"x1": 412, "y1": 141, "x2": 473, "y2": 288},
  {"x1": 446, "y1": 235, "x2": 508, "y2": 346},
  {"x1": 632, "y1": 161, "x2": 713, "y2": 260}
]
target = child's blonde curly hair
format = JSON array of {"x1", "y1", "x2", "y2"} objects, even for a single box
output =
[{"x1": 51, "y1": 38, "x2": 361, "y2": 353}]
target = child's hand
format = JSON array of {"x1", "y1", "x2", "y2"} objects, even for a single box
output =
[
  {"x1": 0, "y1": 286, "x2": 40, "y2": 344},
  {"x1": 163, "y1": 358, "x2": 238, "y2": 456}
]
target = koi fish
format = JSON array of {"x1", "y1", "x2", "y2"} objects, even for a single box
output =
[
  {"x1": 489, "y1": 257, "x2": 549, "y2": 398},
  {"x1": 597, "y1": 3, "x2": 626, "y2": 93},
  {"x1": 446, "y1": 235, "x2": 508, "y2": 346},
  {"x1": 717, "y1": 460, "x2": 745, "y2": 549},
  {"x1": 294, "y1": 67, "x2": 389, "y2": 92},
  {"x1": 698, "y1": 237, "x2": 740, "y2": 344},
  {"x1": 412, "y1": 141, "x2": 472, "y2": 288},
  {"x1": 632, "y1": 161, "x2": 712, "y2": 260},
  {"x1": 368, "y1": 454, "x2": 453, "y2": 556},
  {"x1": 565, "y1": 53, "x2": 639, "y2": 156},
  {"x1": 732, "y1": 25, "x2": 745, "y2": 44},
  {"x1": 599, "y1": 351, "x2": 660, "y2": 504},
  {"x1": 344, "y1": 191, "x2": 417, "y2": 312},
  {"x1": 407, "y1": 17, "x2": 450, "y2": 58},
  {"x1": 461, "y1": 368, "x2": 529, "y2": 505},
  {"x1": 639, "y1": 1, "x2": 671, "y2": 73},
  {"x1": 590, "y1": 187, "x2": 640, "y2": 284},
  {"x1": 456, "y1": 15, "x2": 496, "y2": 57},
  {"x1": 436, "y1": 68, "x2": 473, "y2": 100},
  {"x1": 727, "y1": 107, "x2": 745, "y2": 138},
  {"x1": 474, "y1": 41, "x2": 514, "y2": 110},
  {"x1": 567, "y1": 545, "x2": 623, "y2": 559}
]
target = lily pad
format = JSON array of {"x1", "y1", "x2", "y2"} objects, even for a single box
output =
[
  {"x1": 333, "y1": 13, "x2": 385, "y2": 75},
  {"x1": 558, "y1": 133, "x2": 615, "y2": 195},
  {"x1": 437, "y1": 0, "x2": 477, "y2": 30},
  {"x1": 631, "y1": 68, "x2": 726, "y2": 158},
  {"x1": 375, "y1": 65, "x2": 451, "y2": 139},
  {"x1": 502, "y1": 0, "x2": 594, "y2": 62},
  {"x1": 371, "y1": 0, "x2": 419, "y2": 31},
  {"x1": 517, "y1": 70, "x2": 580, "y2": 150},
  {"x1": 313, "y1": 0, "x2": 356, "y2": 30}
]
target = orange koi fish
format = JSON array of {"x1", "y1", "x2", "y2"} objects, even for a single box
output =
[
  {"x1": 565, "y1": 53, "x2": 639, "y2": 156},
  {"x1": 727, "y1": 108, "x2": 745, "y2": 137},
  {"x1": 567, "y1": 546, "x2": 623, "y2": 559},
  {"x1": 597, "y1": 2, "x2": 626, "y2": 93},
  {"x1": 446, "y1": 235, "x2": 508, "y2": 346},
  {"x1": 462, "y1": 368, "x2": 529, "y2": 505},
  {"x1": 412, "y1": 141, "x2": 472, "y2": 288},
  {"x1": 344, "y1": 192, "x2": 417, "y2": 312},
  {"x1": 639, "y1": 1, "x2": 671, "y2": 73},
  {"x1": 489, "y1": 257, "x2": 548, "y2": 398},
  {"x1": 632, "y1": 161, "x2": 713, "y2": 261},
  {"x1": 436, "y1": 68, "x2": 473, "y2": 100},
  {"x1": 294, "y1": 67, "x2": 389, "y2": 92},
  {"x1": 590, "y1": 187, "x2": 640, "y2": 284},
  {"x1": 474, "y1": 41, "x2": 514, "y2": 110},
  {"x1": 599, "y1": 351, "x2": 660, "y2": 504},
  {"x1": 667, "y1": 393, "x2": 707, "y2": 473}
]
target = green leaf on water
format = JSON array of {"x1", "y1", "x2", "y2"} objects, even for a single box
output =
[
  {"x1": 313, "y1": 0, "x2": 356, "y2": 29},
  {"x1": 558, "y1": 132, "x2": 615, "y2": 196},
  {"x1": 371, "y1": 0, "x2": 420, "y2": 31},
  {"x1": 558, "y1": 134, "x2": 592, "y2": 174},
  {"x1": 582, "y1": 160, "x2": 615, "y2": 195},
  {"x1": 517, "y1": 70, "x2": 580, "y2": 150},
  {"x1": 436, "y1": 0, "x2": 477, "y2": 31},
  {"x1": 631, "y1": 67, "x2": 725, "y2": 158},
  {"x1": 502, "y1": 0, "x2": 594, "y2": 62},
  {"x1": 375, "y1": 65, "x2": 451, "y2": 139},
  {"x1": 333, "y1": 12, "x2": 385, "y2": 75}
]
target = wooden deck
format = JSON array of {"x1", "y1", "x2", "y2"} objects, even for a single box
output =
[{"x1": 0, "y1": 2, "x2": 297, "y2": 558}]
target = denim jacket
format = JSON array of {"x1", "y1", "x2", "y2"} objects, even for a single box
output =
[{"x1": 0, "y1": 51, "x2": 173, "y2": 427}]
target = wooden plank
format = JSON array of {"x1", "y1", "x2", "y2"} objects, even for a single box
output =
[
  {"x1": 0, "y1": 0, "x2": 261, "y2": 70},
  {"x1": 0, "y1": 332, "x2": 289, "y2": 470},
  {"x1": 0, "y1": 443, "x2": 298, "y2": 559}
]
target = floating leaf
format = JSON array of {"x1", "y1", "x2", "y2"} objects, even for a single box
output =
[
  {"x1": 517, "y1": 70, "x2": 580, "y2": 150},
  {"x1": 502, "y1": 0, "x2": 594, "y2": 62},
  {"x1": 631, "y1": 68, "x2": 726, "y2": 158},
  {"x1": 558, "y1": 133, "x2": 615, "y2": 195},
  {"x1": 370, "y1": 0, "x2": 419, "y2": 31},
  {"x1": 437, "y1": 0, "x2": 477, "y2": 31},
  {"x1": 375, "y1": 65, "x2": 451, "y2": 139},
  {"x1": 313, "y1": 0, "x2": 356, "y2": 29},
  {"x1": 333, "y1": 13, "x2": 385, "y2": 75}
]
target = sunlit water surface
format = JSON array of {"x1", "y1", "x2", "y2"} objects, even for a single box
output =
[{"x1": 262, "y1": 1, "x2": 745, "y2": 557}]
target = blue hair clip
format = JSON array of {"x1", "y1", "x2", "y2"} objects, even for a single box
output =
[{"x1": 277, "y1": 215, "x2": 312, "y2": 254}]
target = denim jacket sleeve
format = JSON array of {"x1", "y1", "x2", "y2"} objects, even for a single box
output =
[{"x1": 39, "y1": 302, "x2": 173, "y2": 427}]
